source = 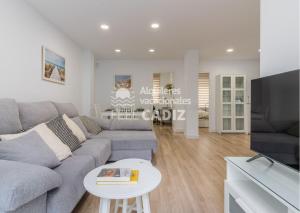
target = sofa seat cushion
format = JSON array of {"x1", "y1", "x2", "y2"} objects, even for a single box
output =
[
  {"x1": 0, "y1": 99, "x2": 22, "y2": 134},
  {"x1": 73, "y1": 139, "x2": 111, "y2": 167},
  {"x1": 47, "y1": 155, "x2": 95, "y2": 213},
  {"x1": 92, "y1": 130, "x2": 158, "y2": 153}
]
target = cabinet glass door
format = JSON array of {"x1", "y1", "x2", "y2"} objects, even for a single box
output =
[
  {"x1": 235, "y1": 76, "x2": 244, "y2": 89},
  {"x1": 223, "y1": 91, "x2": 231, "y2": 103},
  {"x1": 223, "y1": 76, "x2": 231, "y2": 88},
  {"x1": 236, "y1": 118, "x2": 244, "y2": 130},
  {"x1": 234, "y1": 76, "x2": 245, "y2": 131},
  {"x1": 235, "y1": 104, "x2": 244, "y2": 116},
  {"x1": 223, "y1": 104, "x2": 231, "y2": 116},
  {"x1": 223, "y1": 118, "x2": 232, "y2": 130},
  {"x1": 235, "y1": 90, "x2": 244, "y2": 103}
]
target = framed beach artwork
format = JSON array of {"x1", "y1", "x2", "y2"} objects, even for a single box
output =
[
  {"x1": 42, "y1": 47, "x2": 65, "y2": 84},
  {"x1": 115, "y1": 75, "x2": 132, "y2": 89}
]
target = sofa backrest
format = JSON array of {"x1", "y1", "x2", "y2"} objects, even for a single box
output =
[
  {"x1": 0, "y1": 99, "x2": 22, "y2": 134},
  {"x1": 0, "y1": 99, "x2": 79, "y2": 133},
  {"x1": 52, "y1": 102, "x2": 79, "y2": 118},
  {"x1": 18, "y1": 101, "x2": 59, "y2": 130}
]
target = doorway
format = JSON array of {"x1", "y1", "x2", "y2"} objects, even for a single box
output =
[{"x1": 198, "y1": 73, "x2": 210, "y2": 128}]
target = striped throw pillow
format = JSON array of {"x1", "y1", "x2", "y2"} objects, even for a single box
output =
[{"x1": 47, "y1": 116, "x2": 81, "y2": 152}]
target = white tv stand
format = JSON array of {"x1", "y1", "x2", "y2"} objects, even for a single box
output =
[{"x1": 225, "y1": 157, "x2": 300, "y2": 213}]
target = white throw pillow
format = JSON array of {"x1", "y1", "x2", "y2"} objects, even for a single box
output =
[
  {"x1": 62, "y1": 114, "x2": 86, "y2": 143},
  {"x1": 0, "y1": 123, "x2": 72, "y2": 161}
]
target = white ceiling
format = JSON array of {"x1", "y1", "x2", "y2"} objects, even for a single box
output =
[{"x1": 26, "y1": 0, "x2": 260, "y2": 60}]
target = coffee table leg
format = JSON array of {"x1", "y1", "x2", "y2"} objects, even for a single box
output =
[
  {"x1": 142, "y1": 194, "x2": 151, "y2": 213},
  {"x1": 114, "y1": 199, "x2": 120, "y2": 213},
  {"x1": 122, "y1": 199, "x2": 128, "y2": 213},
  {"x1": 136, "y1": 196, "x2": 142, "y2": 213},
  {"x1": 99, "y1": 198, "x2": 111, "y2": 213}
]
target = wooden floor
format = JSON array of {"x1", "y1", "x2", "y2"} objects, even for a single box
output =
[{"x1": 73, "y1": 126, "x2": 253, "y2": 213}]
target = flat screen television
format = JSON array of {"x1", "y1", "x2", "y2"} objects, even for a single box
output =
[{"x1": 251, "y1": 70, "x2": 299, "y2": 171}]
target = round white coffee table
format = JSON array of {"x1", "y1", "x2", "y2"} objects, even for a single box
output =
[{"x1": 83, "y1": 159, "x2": 161, "y2": 213}]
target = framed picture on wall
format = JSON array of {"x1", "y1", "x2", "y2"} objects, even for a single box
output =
[
  {"x1": 42, "y1": 46, "x2": 65, "y2": 84},
  {"x1": 115, "y1": 75, "x2": 132, "y2": 89}
]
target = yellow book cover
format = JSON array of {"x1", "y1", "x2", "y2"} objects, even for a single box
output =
[{"x1": 130, "y1": 170, "x2": 139, "y2": 183}]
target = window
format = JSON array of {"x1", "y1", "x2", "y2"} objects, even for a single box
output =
[
  {"x1": 152, "y1": 73, "x2": 161, "y2": 104},
  {"x1": 198, "y1": 73, "x2": 209, "y2": 110}
]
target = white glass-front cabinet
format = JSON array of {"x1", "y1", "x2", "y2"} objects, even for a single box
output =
[{"x1": 216, "y1": 75, "x2": 246, "y2": 133}]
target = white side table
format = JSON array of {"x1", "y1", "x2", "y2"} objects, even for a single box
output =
[{"x1": 83, "y1": 159, "x2": 161, "y2": 213}]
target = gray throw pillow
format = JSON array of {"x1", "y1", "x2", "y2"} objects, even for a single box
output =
[
  {"x1": 79, "y1": 116, "x2": 102, "y2": 135},
  {"x1": 93, "y1": 117, "x2": 112, "y2": 130},
  {"x1": 0, "y1": 131, "x2": 61, "y2": 168},
  {"x1": 47, "y1": 116, "x2": 81, "y2": 151},
  {"x1": 72, "y1": 117, "x2": 92, "y2": 138}
]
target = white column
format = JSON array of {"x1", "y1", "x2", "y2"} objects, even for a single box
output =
[
  {"x1": 172, "y1": 67, "x2": 185, "y2": 133},
  {"x1": 260, "y1": 0, "x2": 299, "y2": 77},
  {"x1": 81, "y1": 50, "x2": 95, "y2": 115},
  {"x1": 183, "y1": 50, "x2": 199, "y2": 139}
]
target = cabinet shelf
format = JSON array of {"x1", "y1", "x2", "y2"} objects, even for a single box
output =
[
  {"x1": 225, "y1": 157, "x2": 300, "y2": 213},
  {"x1": 227, "y1": 180, "x2": 287, "y2": 213}
]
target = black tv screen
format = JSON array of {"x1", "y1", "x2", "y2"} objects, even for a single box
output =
[{"x1": 251, "y1": 70, "x2": 299, "y2": 170}]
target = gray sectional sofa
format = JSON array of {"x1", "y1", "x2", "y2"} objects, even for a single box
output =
[{"x1": 0, "y1": 99, "x2": 157, "y2": 213}]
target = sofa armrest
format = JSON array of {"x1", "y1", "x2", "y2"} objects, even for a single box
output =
[{"x1": 0, "y1": 160, "x2": 62, "y2": 212}]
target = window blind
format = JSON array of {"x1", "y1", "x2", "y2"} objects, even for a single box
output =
[
  {"x1": 153, "y1": 73, "x2": 161, "y2": 104},
  {"x1": 198, "y1": 73, "x2": 209, "y2": 109}
]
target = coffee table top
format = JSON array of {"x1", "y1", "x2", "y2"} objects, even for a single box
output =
[{"x1": 83, "y1": 159, "x2": 162, "y2": 199}]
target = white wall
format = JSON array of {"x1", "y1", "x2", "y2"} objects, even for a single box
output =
[
  {"x1": 81, "y1": 50, "x2": 95, "y2": 115},
  {"x1": 95, "y1": 59, "x2": 260, "y2": 132},
  {"x1": 0, "y1": 0, "x2": 87, "y2": 112},
  {"x1": 95, "y1": 60, "x2": 184, "y2": 110},
  {"x1": 260, "y1": 0, "x2": 299, "y2": 77},
  {"x1": 183, "y1": 50, "x2": 199, "y2": 138},
  {"x1": 199, "y1": 59, "x2": 260, "y2": 132}
]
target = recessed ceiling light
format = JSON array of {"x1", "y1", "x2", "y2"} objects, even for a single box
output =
[
  {"x1": 100, "y1": 24, "x2": 110, "y2": 30},
  {"x1": 258, "y1": 49, "x2": 261, "y2": 53},
  {"x1": 149, "y1": 49, "x2": 155, "y2": 53},
  {"x1": 151, "y1": 23, "x2": 160, "y2": 29},
  {"x1": 226, "y1": 48, "x2": 234, "y2": 53},
  {"x1": 115, "y1": 49, "x2": 121, "y2": 53}
]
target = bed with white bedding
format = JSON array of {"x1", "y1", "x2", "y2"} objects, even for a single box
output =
[{"x1": 198, "y1": 109, "x2": 209, "y2": 127}]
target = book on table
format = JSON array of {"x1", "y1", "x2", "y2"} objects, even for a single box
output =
[{"x1": 96, "y1": 168, "x2": 139, "y2": 185}]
